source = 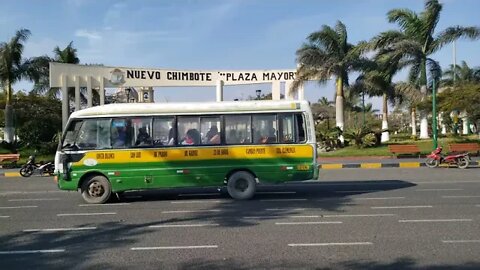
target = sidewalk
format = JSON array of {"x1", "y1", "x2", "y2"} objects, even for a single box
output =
[{"x1": 318, "y1": 156, "x2": 479, "y2": 169}]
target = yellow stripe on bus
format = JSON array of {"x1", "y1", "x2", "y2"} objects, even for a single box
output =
[{"x1": 73, "y1": 145, "x2": 314, "y2": 166}]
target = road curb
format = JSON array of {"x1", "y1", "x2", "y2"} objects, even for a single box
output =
[
  {"x1": 2, "y1": 172, "x2": 21, "y2": 177},
  {"x1": 319, "y1": 161, "x2": 479, "y2": 169}
]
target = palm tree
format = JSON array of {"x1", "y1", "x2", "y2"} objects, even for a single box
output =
[
  {"x1": 350, "y1": 52, "x2": 406, "y2": 142},
  {"x1": 32, "y1": 41, "x2": 80, "y2": 96},
  {"x1": 442, "y1": 61, "x2": 480, "y2": 86},
  {"x1": 0, "y1": 29, "x2": 40, "y2": 142},
  {"x1": 372, "y1": 0, "x2": 480, "y2": 139},
  {"x1": 293, "y1": 21, "x2": 370, "y2": 141},
  {"x1": 317, "y1": 97, "x2": 333, "y2": 107}
]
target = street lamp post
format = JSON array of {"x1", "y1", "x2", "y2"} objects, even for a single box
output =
[{"x1": 432, "y1": 79, "x2": 438, "y2": 149}]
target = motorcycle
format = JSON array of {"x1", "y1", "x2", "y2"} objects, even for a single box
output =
[
  {"x1": 19, "y1": 155, "x2": 55, "y2": 177},
  {"x1": 425, "y1": 147, "x2": 470, "y2": 169}
]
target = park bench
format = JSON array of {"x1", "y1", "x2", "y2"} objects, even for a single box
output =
[
  {"x1": 0, "y1": 153, "x2": 20, "y2": 168},
  {"x1": 388, "y1": 144, "x2": 421, "y2": 158},
  {"x1": 448, "y1": 143, "x2": 480, "y2": 155}
]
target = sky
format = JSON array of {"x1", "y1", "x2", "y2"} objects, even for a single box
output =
[{"x1": 1, "y1": 0, "x2": 479, "y2": 109}]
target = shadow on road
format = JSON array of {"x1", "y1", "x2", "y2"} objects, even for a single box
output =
[
  {"x1": 0, "y1": 179, "x2": 417, "y2": 269},
  {"x1": 174, "y1": 257, "x2": 480, "y2": 270}
]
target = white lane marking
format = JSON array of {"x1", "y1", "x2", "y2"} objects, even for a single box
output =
[
  {"x1": 8, "y1": 198, "x2": 60, "y2": 202},
  {"x1": 0, "y1": 216, "x2": 10, "y2": 218},
  {"x1": 23, "y1": 227, "x2": 97, "y2": 232},
  {"x1": 288, "y1": 242, "x2": 372, "y2": 247},
  {"x1": 416, "y1": 189, "x2": 463, "y2": 191},
  {"x1": 335, "y1": 190, "x2": 380, "y2": 193},
  {"x1": 78, "y1": 203, "x2": 130, "y2": 206},
  {"x1": 178, "y1": 193, "x2": 221, "y2": 197},
  {"x1": 266, "y1": 208, "x2": 306, "y2": 211},
  {"x1": 371, "y1": 205, "x2": 433, "y2": 209},
  {"x1": 0, "y1": 249, "x2": 65, "y2": 254},
  {"x1": 260, "y1": 199, "x2": 307, "y2": 202},
  {"x1": 131, "y1": 245, "x2": 218, "y2": 250},
  {"x1": 442, "y1": 195, "x2": 480, "y2": 198},
  {"x1": 257, "y1": 191, "x2": 297, "y2": 195},
  {"x1": 243, "y1": 215, "x2": 320, "y2": 219},
  {"x1": 323, "y1": 214, "x2": 396, "y2": 218},
  {"x1": 0, "y1": 206, "x2": 38, "y2": 209},
  {"x1": 170, "y1": 200, "x2": 223, "y2": 204},
  {"x1": 275, "y1": 221, "x2": 342, "y2": 225},
  {"x1": 149, "y1": 224, "x2": 219, "y2": 228},
  {"x1": 57, "y1": 212, "x2": 116, "y2": 216},
  {"x1": 399, "y1": 219, "x2": 472, "y2": 223},
  {"x1": 161, "y1": 210, "x2": 221, "y2": 214},
  {"x1": 442, "y1": 240, "x2": 480, "y2": 243},
  {"x1": 355, "y1": 197, "x2": 405, "y2": 200},
  {"x1": 0, "y1": 191, "x2": 64, "y2": 196}
]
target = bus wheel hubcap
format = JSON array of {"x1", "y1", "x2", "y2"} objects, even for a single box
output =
[
  {"x1": 89, "y1": 182, "x2": 104, "y2": 197},
  {"x1": 235, "y1": 179, "x2": 248, "y2": 192}
]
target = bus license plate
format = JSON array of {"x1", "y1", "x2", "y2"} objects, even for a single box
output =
[{"x1": 296, "y1": 165, "x2": 310, "y2": 171}]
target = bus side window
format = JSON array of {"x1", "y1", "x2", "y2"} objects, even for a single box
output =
[
  {"x1": 279, "y1": 114, "x2": 295, "y2": 143},
  {"x1": 225, "y1": 115, "x2": 251, "y2": 145},
  {"x1": 131, "y1": 118, "x2": 153, "y2": 147},
  {"x1": 153, "y1": 117, "x2": 175, "y2": 146},
  {"x1": 201, "y1": 117, "x2": 221, "y2": 145},
  {"x1": 76, "y1": 119, "x2": 111, "y2": 149},
  {"x1": 111, "y1": 119, "x2": 131, "y2": 148},
  {"x1": 178, "y1": 117, "x2": 200, "y2": 145},
  {"x1": 252, "y1": 114, "x2": 277, "y2": 144},
  {"x1": 295, "y1": 113, "x2": 306, "y2": 142}
]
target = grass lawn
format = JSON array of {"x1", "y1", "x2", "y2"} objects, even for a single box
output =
[{"x1": 318, "y1": 135, "x2": 479, "y2": 157}]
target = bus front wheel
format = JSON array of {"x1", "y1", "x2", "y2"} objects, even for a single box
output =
[
  {"x1": 227, "y1": 171, "x2": 256, "y2": 200},
  {"x1": 81, "y1": 175, "x2": 112, "y2": 204}
]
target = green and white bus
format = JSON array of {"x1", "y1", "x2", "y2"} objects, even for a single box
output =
[{"x1": 55, "y1": 100, "x2": 319, "y2": 203}]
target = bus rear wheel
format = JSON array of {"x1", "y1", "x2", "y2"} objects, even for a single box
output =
[
  {"x1": 227, "y1": 171, "x2": 256, "y2": 200},
  {"x1": 81, "y1": 175, "x2": 112, "y2": 204}
]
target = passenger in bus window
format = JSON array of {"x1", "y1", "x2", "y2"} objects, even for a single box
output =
[
  {"x1": 113, "y1": 126, "x2": 127, "y2": 147},
  {"x1": 260, "y1": 128, "x2": 277, "y2": 144},
  {"x1": 205, "y1": 126, "x2": 220, "y2": 144},
  {"x1": 182, "y1": 129, "x2": 201, "y2": 145},
  {"x1": 167, "y1": 128, "x2": 175, "y2": 145},
  {"x1": 135, "y1": 127, "x2": 152, "y2": 146}
]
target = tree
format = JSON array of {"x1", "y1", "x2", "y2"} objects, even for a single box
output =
[
  {"x1": 372, "y1": 0, "x2": 480, "y2": 139},
  {"x1": 441, "y1": 61, "x2": 480, "y2": 87},
  {"x1": 13, "y1": 93, "x2": 62, "y2": 149},
  {"x1": 293, "y1": 21, "x2": 370, "y2": 141},
  {"x1": 317, "y1": 97, "x2": 332, "y2": 107},
  {"x1": 437, "y1": 84, "x2": 480, "y2": 133},
  {"x1": 31, "y1": 41, "x2": 80, "y2": 97},
  {"x1": 0, "y1": 29, "x2": 42, "y2": 142},
  {"x1": 349, "y1": 52, "x2": 406, "y2": 142}
]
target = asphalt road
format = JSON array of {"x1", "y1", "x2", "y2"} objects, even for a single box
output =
[{"x1": 1, "y1": 168, "x2": 479, "y2": 270}]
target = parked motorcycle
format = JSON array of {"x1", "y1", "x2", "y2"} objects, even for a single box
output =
[
  {"x1": 19, "y1": 155, "x2": 55, "y2": 177},
  {"x1": 425, "y1": 147, "x2": 470, "y2": 169}
]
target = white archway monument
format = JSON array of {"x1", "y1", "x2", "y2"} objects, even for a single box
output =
[{"x1": 49, "y1": 63, "x2": 304, "y2": 130}]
